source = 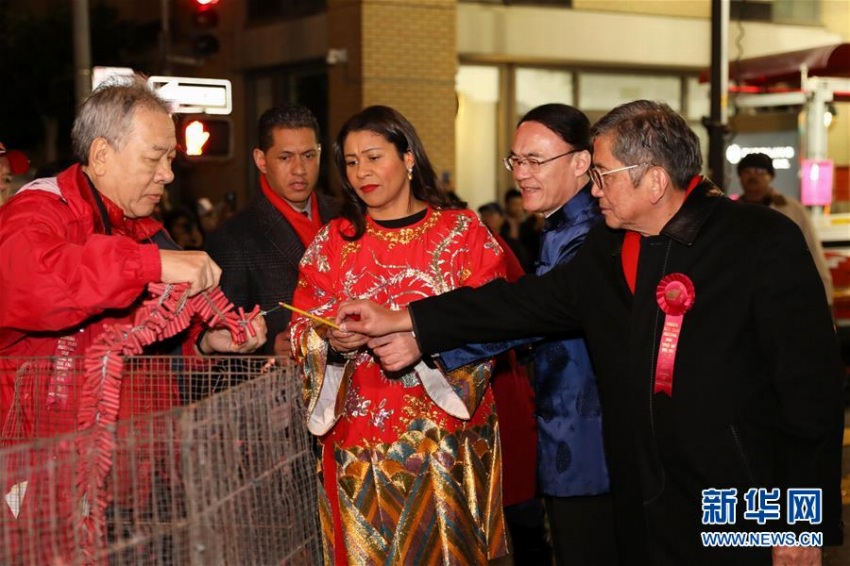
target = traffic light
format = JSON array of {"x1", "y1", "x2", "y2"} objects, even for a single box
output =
[
  {"x1": 179, "y1": 116, "x2": 231, "y2": 160},
  {"x1": 190, "y1": 0, "x2": 220, "y2": 58}
]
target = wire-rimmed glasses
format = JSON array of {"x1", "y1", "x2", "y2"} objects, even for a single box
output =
[
  {"x1": 589, "y1": 163, "x2": 651, "y2": 189},
  {"x1": 503, "y1": 149, "x2": 581, "y2": 173}
]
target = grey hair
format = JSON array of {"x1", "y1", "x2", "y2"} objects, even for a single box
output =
[
  {"x1": 71, "y1": 76, "x2": 172, "y2": 165},
  {"x1": 590, "y1": 100, "x2": 702, "y2": 189}
]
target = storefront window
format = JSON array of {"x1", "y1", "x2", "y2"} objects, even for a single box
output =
[
  {"x1": 686, "y1": 77, "x2": 712, "y2": 177},
  {"x1": 686, "y1": 77, "x2": 710, "y2": 122},
  {"x1": 460, "y1": 0, "x2": 571, "y2": 5},
  {"x1": 515, "y1": 68, "x2": 574, "y2": 122},
  {"x1": 579, "y1": 72, "x2": 682, "y2": 115},
  {"x1": 730, "y1": 0, "x2": 820, "y2": 25},
  {"x1": 456, "y1": 65, "x2": 501, "y2": 211}
]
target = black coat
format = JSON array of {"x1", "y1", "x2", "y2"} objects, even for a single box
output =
[
  {"x1": 411, "y1": 181, "x2": 844, "y2": 564},
  {"x1": 205, "y1": 190, "x2": 339, "y2": 355}
]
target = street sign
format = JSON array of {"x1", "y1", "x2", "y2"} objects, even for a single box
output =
[
  {"x1": 92, "y1": 66, "x2": 135, "y2": 90},
  {"x1": 147, "y1": 76, "x2": 232, "y2": 115}
]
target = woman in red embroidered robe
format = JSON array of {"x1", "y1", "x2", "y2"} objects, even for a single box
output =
[{"x1": 290, "y1": 106, "x2": 508, "y2": 565}]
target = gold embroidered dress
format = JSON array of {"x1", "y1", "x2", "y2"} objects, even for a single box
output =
[{"x1": 291, "y1": 207, "x2": 508, "y2": 565}]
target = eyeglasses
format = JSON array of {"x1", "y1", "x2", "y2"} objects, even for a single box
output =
[
  {"x1": 503, "y1": 149, "x2": 581, "y2": 173},
  {"x1": 589, "y1": 163, "x2": 651, "y2": 189},
  {"x1": 739, "y1": 167, "x2": 768, "y2": 176}
]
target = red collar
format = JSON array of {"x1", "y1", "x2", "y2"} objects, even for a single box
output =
[
  {"x1": 621, "y1": 175, "x2": 701, "y2": 294},
  {"x1": 72, "y1": 165, "x2": 162, "y2": 241},
  {"x1": 259, "y1": 174, "x2": 322, "y2": 247}
]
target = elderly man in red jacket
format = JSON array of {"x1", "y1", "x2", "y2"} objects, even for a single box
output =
[
  {"x1": 0, "y1": 78, "x2": 266, "y2": 409},
  {"x1": 0, "y1": 79, "x2": 266, "y2": 561}
]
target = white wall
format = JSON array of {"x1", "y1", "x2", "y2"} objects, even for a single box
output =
[{"x1": 458, "y1": 4, "x2": 844, "y2": 70}]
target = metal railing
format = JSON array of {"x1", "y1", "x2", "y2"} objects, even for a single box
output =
[{"x1": 0, "y1": 356, "x2": 320, "y2": 565}]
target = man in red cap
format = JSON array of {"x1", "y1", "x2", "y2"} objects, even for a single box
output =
[{"x1": 0, "y1": 141, "x2": 30, "y2": 205}]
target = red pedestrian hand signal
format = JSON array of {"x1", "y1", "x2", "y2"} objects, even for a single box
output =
[{"x1": 184, "y1": 120, "x2": 211, "y2": 156}]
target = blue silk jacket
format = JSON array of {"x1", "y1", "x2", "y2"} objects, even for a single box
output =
[{"x1": 532, "y1": 182, "x2": 609, "y2": 497}]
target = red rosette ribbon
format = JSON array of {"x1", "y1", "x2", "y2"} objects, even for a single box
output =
[{"x1": 654, "y1": 273, "x2": 695, "y2": 397}]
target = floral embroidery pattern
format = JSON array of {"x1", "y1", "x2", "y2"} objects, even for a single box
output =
[{"x1": 291, "y1": 207, "x2": 508, "y2": 564}]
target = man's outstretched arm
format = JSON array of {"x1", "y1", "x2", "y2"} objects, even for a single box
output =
[
  {"x1": 338, "y1": 265, "x2": 582, "y2": 358},
  {"x1": 337, "y1": 301, "x2": 412, "y2": 336}
]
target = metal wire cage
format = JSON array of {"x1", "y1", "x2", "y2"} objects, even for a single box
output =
[{"x1": 0, "y1": 356, "x2": 321, "y2": 565}]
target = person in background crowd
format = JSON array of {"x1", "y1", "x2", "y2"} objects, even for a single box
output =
[
  {"x1": 0, "y1": 141, "x2": 30, "y2": 205},
  {"x1": 503, "y1": 187, "x2": 543, "y2": 270},
  {"x1": 164, "y1": 205, "x2": 205, "y2": 250},
  {"x1": 289, "y1": 105, "x2": 508, "y2": 564},
  {"x1": 196, "y1": 196, "x2": 220, "y2": 234},
  {"x1": 205, "y1": 103, "x2": 339, "y2": 357},
  {"x1": 478, "y1": 200, "x2": 505, "y2": 233},
  {"x1": 335, "y1": 100, "x2": 844, "y2": 566},
  {"x1": 440, "y1": 170, "x2": 465, "y2": 205},
  {"x1": 479, "y1": 200, "x2": 532, "y2": 270},
  {"x1": 504, "y1": 186, "x2": 525, "y2": 224},
  {"x1": 737, "y1": 152, "x2": 833, "y2": 306}
]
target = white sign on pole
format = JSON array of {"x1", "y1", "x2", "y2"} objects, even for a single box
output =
[
  {"x1": 92, "y1": 66, "x2": 136, "y2": 90},
  {"x1": 147, "y1": 76, "x2": 232, "y2": 115}
]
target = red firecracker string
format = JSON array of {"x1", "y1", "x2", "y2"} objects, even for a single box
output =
[{"x1": 74, "y1": 283, "x2": 258, "y2": 560}]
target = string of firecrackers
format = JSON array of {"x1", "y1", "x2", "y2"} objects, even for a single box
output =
[{"x1": 74, "y1": 282, "x2": 261, "y2": 560}]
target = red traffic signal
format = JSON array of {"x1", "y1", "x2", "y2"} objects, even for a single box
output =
[
  {"x1": 179, "y1": 117, "x2": 231, "y2": 160},
  {"x1": 193, "y1": 8, "x2": 218, "y2": 28},
  {"x1": 193, "y1": 34, "x2": 220, "y2": 58},
  {"x1": 190, "y1": 0, "x2": 220, "y2": 57}
]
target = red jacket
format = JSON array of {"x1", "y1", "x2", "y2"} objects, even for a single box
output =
[
  {"x1": 0, "y1": 166, "x2": 214, "y2": 565},
  {"x1": 0, "y1": 164, "x2": 166, "y2": 433}
]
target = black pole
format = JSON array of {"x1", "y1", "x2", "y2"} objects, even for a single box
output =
[{"x1": 707, "y1": 0, "x2": 728, "y2": 190}]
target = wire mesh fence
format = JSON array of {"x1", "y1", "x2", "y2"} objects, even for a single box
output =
[{"x1": 0, "y1": 356, "x2": 321, "y2": 565}]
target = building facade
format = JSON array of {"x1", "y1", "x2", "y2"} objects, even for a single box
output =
[
  {"x1": 209, "y1": 0, "x2": 850, "y2": 210},
  {"x1": 5, "y1": 0, "x2": 849, "y2": 211}
]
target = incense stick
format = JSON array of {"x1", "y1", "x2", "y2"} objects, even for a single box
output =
[{"x1": 278, "y1": 302, "x2": 340, "y2": 330}]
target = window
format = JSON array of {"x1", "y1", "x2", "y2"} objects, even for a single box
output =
[
  {"x1": 685, "y1": 77, "x2": 710, "y2": 123},
  {"x1": 772, "y1": 0, "x2": 821, "y2": 25},
  {"x1": 730, "y1": 0, "x2": 820, "y2": 25},
  {"x1": 459, "y1": 0, "x2": 571, "y2": 5},
  {"x1": 456, "y1": 65, "x2": 501, "y2": 212},
  {"x1": 578, "y1": 72, "x2": 682, "y2": 124},
  {"x1": 506, "y1": 0, "x2": 571, "y2": 5},
  {"x1": 730, "y1": 0, "x2": 772, "y2": 22},
  {"x1": 247, "y1": 0, "x2": 326, "y2": 22},
  {"x1": 515, "y1": 68, "x2": 574, "y2": 123}
]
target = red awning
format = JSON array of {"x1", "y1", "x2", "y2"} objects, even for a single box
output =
[{"x1": 699, "y1": 43, "x2": 850, "y2": 86}]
